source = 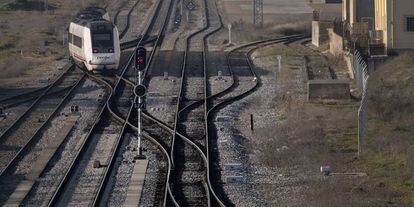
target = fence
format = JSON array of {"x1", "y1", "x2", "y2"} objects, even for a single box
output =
[{"x1": 350, "y1": 49, "x2": 369, "y2": 156}]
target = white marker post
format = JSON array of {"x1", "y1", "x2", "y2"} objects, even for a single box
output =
[
  {"x1": 228, "y1": 23, "x2": 232, "y2": 45},
  {"x1": 277, "y1": 55, "x2": 282, "y2": 74}
]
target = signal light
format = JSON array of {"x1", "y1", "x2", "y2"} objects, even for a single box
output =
[
  {"x1": 108, "y1": 48, "x2": 114, "y2": 53},
  {"x1": 134, "y1": 84, "x2": 147, "y2": 98},
  {"x1": 93, "y1": 48, "x2": 98, "y2": 53},
  {"x1": 135, "y1": 47, "x2": 147, "y2": 71}
]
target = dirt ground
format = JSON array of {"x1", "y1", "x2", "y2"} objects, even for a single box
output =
[
  {"x1": 234, "y1": 41, "x2": 414, "y2": 206},
  {"x1": 218, "y1": 0, "x2": 312, "y2": 23},
  {"x1": 0, "y1": 0, "x2": 108, "y2": 90},
  {"x1": 208, "y1": 0, "x2": 312, "y2": 50}
]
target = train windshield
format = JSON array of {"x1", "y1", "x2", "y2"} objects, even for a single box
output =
[{"x1": 91, "y1": 31, "x2": 114, "y2": 53}]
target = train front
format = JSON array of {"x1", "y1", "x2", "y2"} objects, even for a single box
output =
[{"x1": 87, "y1": 21, "x2": 120, "y2": 71}]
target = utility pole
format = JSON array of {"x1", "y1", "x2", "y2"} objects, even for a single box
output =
[{"x1": 253, "y1": 0, "x2": 263, "y2": 27}]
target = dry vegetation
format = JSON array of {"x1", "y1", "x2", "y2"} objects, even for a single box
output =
[
  {"x1": 248, "y1": 43, "x2": 414, "y2": 206},
  {"x1": 0, "y1": 0, "x2": 106, "y2": 85},
  {"x1": 209, "y1": 0, "x2": 312, "y2": 47},
  {"x1": 362, "y1": 52, "x2": 414, "y2": 205}
]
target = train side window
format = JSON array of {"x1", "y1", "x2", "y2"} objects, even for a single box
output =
[{"x1": 73, "y1": 35, "x2": 82, "y2": 48}]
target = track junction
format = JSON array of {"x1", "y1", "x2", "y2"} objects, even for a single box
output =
[{"x1": 0, "y1": 0, "x2": 308, "y2": 206}]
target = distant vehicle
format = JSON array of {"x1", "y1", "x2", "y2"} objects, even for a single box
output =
[{"x1": 68, "y1": 7, "x2": 120, "y2": 72}]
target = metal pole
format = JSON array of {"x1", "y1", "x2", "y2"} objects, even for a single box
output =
[
  {"x1": 137, "y1": 70, "x2": 142, "y2": 156},
  {"x1": 250, "y1": 114, "x2": 254, "y2": 131}
]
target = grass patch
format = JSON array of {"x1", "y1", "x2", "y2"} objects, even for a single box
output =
[
  {"x1": 0, "y1": 41, "x2": 17, "y2": 59},
  {"x1": 0, "y1": 4, "x2": 11, "y2": 11},
  {"x1": 260, "y1": 45, "x2": 301, "y2": 58},
  {"x1": 5, "y1": 1, "x2": 57, "y2": 11},
  {"x1": 361, "y1": 52, "x2": 414, "y2": 204}
]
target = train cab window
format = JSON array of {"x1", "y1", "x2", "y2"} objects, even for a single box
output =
[
  {"x1": 73, "y1": 35, "x2": 82, "y2": 48},
  {"x1": 91, "y1": 31, "x2": 114, "y2": 53}
]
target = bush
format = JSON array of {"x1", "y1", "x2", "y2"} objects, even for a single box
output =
[{"x1": 369, "y1": 53, "x2": 414, "y2": 122}]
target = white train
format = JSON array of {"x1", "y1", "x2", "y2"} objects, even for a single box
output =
[{"x1": 68, "y1": 7, "x2": 120, "y2": 71}]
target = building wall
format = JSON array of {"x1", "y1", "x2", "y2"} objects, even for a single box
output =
[
  {"x1": 312, "y1": 21, "x2": 333, "y2": 47},
  {"x1": 375, "y1": 0, "x2": 389, "y2": 47},
  {"x1": 328, "y1": 28, "x2": 344, "y2": 56},
  {"x1": 343, "y1": 0, "x2": 375, "y2": 25},
  {"x1": 356, "y1": 0, "x2": 375, "y2": 28},
  {"x1": 393, "y1": 0, "x2": 414, "y2": 49},
  {"x1": 375, "y1": 0, "x2": 414, "y2": 49},
  {"x1": 342, "y1": 0, "x2": 349, "y2": 22}
]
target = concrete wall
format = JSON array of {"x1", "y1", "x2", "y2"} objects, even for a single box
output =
[
  {"x1": 328, "y1": 28, "x2": 344, "y2": 56},
  {"x1": 308, "y1": 79, "x2": 350, "y2": 100},
  {"x1": 312, "y1": 21, "x2": 332, "y2": 47}
]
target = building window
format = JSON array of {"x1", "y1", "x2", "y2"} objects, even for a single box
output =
[{"x1": 406, "y1": 16, "x2": 414, "y2": 32}]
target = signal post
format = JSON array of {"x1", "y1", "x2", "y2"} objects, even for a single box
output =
[{"x1": 134, "y1": 47, "x2": 147, "y2": 160}]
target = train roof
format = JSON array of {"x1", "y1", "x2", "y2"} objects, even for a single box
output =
[{"x1": 72, "y1": 7, "x2": 110, "y2": 26}]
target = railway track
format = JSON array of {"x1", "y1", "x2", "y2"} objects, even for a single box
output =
[
  {"x1": 204, "y1": 35, "x2": 308, "y2": 206},
  {"x1": 0, "y1": 0, "x2": 170, "y2": 205},
  {"x1": 45, "y1": 0, "x2": 176, "y2": 205},
  {"x1": 0, "y1": 65, "x2": 85, "y2": 205},
  {"x1": 0, "y1": 1, "x2": 158, "y2": 205},
  {"x1": 0, "y1": 2, "x2": 139, "y2": 111},
  {"x1": 169, "y1": 0, "x2": 211, "y2": 205},
  {"x1": 118, "y1": 0, "x2": 141, "y2": 39},
  {"x1": 0, "y1": 0, "x2": 310, "y2": 205}
]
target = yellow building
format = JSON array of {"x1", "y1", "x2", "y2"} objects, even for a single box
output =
[{"x1": 375, "y1": 0, "x2": 414, "y2": 49}]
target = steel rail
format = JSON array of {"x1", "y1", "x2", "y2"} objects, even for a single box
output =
[
  {"x1": 0, "y1": 65, "x2": 75, "y2": 143},
  {"x1": 204, "y1": 35, "x2": 308, "y2": 205},
  {"x1": 168, "y1": 0, "x2": 217, "y2": 205},
  {"x1": 0, "y1": 72, "x2": 86, "y2": 178},
  {"x1": 108, "y1": 0, "x2": 179, "y2": 204},
  {"x1": 200, "y1": 0, "x2": 227, "y2": 205},
  {"x1": 46, "y1": 6, "x2": 157, "y2": 204},
  {"x1": 119, "y1": 0, "x2": 141, "y2": 39},
  {"x1": 93, "y1": 0, "x2": 176, "y2": 204},
  {"x1": 0, "y1": 85, "x2": 49, "y2": 104},
  {"x1": 91, "y1": 98, "x2": 134, "y2": 206},
  {"x1": 0, "y1": 84, "x2": 76, "y2": 109}
]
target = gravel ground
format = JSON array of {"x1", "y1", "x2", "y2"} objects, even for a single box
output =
[
  {"x1": 0, "y1": 60, "x2": 71, "y2": 135},
  {"x1": 0, "y1": 104, "x2": 30, "y2": 134},
  {"x1": 138, "y1": 138, "x2": 168, "y2": 207},
  {"x1": 23, "y1": 78, "x2": 105, "y2": 206},
  {"x1": 212, "y1": 44, "x2": 309, "y2": 206},
  {"x1": 0, "y1": 68, "x2": 84, "y2": 175},
  {"x1": 55, "y1": 127, "x2": 121, "y2": 206},
  {"x1": 99, "y1": 131, "x2": 167, "y2": 207},
  {"x1": 125, "y1": 0, "x2": 156, "y2": 42}
]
